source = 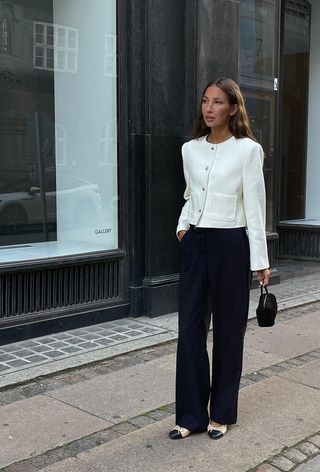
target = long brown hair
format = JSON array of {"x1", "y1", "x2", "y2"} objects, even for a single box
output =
[{"x1": 193, "y1": 77, "x2": 256, "y2": 141}]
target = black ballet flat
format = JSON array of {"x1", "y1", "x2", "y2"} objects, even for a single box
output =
[
  {"x1": 207, "y1": 422, "x2": 227, "y2": 440},
  {"x1": 169, "y1": 425, "x2": 192, "y2": 439}
]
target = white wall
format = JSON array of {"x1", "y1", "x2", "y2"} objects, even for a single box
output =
[
  {"x1": 53, "y1": 0, "x2": 118, "y2": 249},
  {"x1": 306, "y1": 0, "x2": 320, "y2": 218}
]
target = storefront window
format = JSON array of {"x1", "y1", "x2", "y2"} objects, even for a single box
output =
[
  {"x1": 239, "y1": 0, "x2": 279, "y2": 232},
  {"x1": 0, "y1": 0, "x2": 118, "y2": 263}
]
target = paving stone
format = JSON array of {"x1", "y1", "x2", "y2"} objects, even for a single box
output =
[
  {"x1": 146, "y1": 409, "x2": 172, "y2": 421},
  {"x1": 282, "y1": 448, "x2": 307, "y2": 463},
  {"x1": 307, "y1": 351, "x2": 320, "y2": 359},
  {"x1": 78, "y1": 334, "x2": 101, "y2": 341},
  {"x1": 112, "y1": 422, "x2": 139, "y2": 434},
  {"x1": 108, "y1": 326, "x2": 130, "y2": 333},
  {"x1": 294, "y1": 454, "x2": 320, "y2": 471},
  {"x1": 78, "y1": 342, "x2": 101, "y2": 349},
  {"x1": 0, "y1": 354, "x2": 17, "y2": 362},
  {"x1": 1, "y1": 345, "x2": 25, "y2": 353},
  {"x1": 38, "y1": 337, "x2": 56, "y2": 343},
  {"x1": 240, "y1": 377, "x2": 255, "y2": 388},
  {"x1": 32, "y1": 345, "x2": 53, "y2": 353},
  {"x1": 94, "y1": 366, "x2": 113, "y2": 375},
  {"x1": 162, "y1": 403, "x2": 175, "y2": 414},
  {"x1": 59, "y1": 346, "x2": 82, "y2": 354},
  {"x1": 53, "y1": 333, "x2": 73, "y2": 340},
  {"x1": 108, "y1": 334, "x2": 129, "y2": 341},
  {"x1": 20, "y1": 384, "x2": 48, "y2": 397},
  {"x1": 0, "y1": 391, "x2": 25, "y2": 404},
  {"x1": 290, "y1": 358, "x2": 307, "y2": 366},
  {"x1": 270, "y1": 456, "x2": 295, "y2": 471},
  {"x1": 276, "y1": 361, "x2": 295, "y2": 370},
  {"x1": 93, "y1": 429, "x2": 122, "y2": 443},
  {"x1": 5, "y1": 463, "x2": 38, "y2": 472},
  {"x1": 6, "y1": 359, "x2": 31, "y2": 368},
  {"x1": 296, "y1": 355, "x2": 317, "y2": 363},
  {"x1": 279, "y1": 359, "x2": 320, "y2": 389},
  {"x1": 256, "y1": 465, "x2": 281, "y2": 472},
  {"x1": 297, "y1": 442, "x2": 319, "y2": 456},
  {"x1": 0, "y1": 364, "x2": 11, "y2": 372},
  {"x1": 269, "y1": 365, "x2": 287, "y2": 373},
  {"x1": 19, "y1": 341, "x2": 40, "y2": 348},
  {"x1": 124, "y1": 330, "x2": 143, "y2": 337},
  {"x1": 24, "y1": 355, "x2": 48, "y2": 363},
  {"x1": 10, "y1": 349, "x2": 33, "y2": 357},
  {"x1": 43, "y1": 351, "x2": 64, "y2": 358},
  {"x1": 95, "y1": 339, "x2": 114, "y2": 346},
  {"x1": 86, "y1": 325, "x2": 105, "y2": 332},
  {"x1": 245, "y1": 372, "x2": 266, "y2": 382},
  {"x1": 258, "y1": 368, "x2": 276, "y2": 377},
  {"x1": 42, "y1": 457, "x2": 99, "y2": 471},
  {"x1": 62, "y1": 374, "x2": 85, "y2": 384},
  {"x1": 308, "y1": 435, "x2": 320, "y2": 448},
  {"x1": 129, "y1": 415, "x2": 156, "y2": 428},
  {"x1": 0, "y1": 395, "x2": 111, "y2": 469},
  {"x1": 47, "y1": 342, "x2": 71, "y2": 349}
]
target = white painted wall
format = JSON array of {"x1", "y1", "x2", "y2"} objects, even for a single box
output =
[
  {"x1": 53, "y1": 0, "x2": 118, "y2": 249},
  {"x1": 306, "y1": 0, "x2": 320, "y2": 218}
]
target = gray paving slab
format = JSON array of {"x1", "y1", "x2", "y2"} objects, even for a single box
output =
[
  {"x1": 76, "y1": 415, "x2": 281, "y2": 472},
  {"x1": 0, "y1": 395, "x2": 110, "y2": 469},
  {"x1": 278, "y1": 359, "x2": 320, "y2": 389},
  {"x1": 40, "y1": 458, "x2": 98, "y2": 472},
  {"x1": 207, "y1": 342, "x2": 286, "y2": 375},
  {"x1": 47, "y1": 355, "x2": 176, "y2": 424},
  {"x1": 238, "y1": 376, "x2": 320, "y2": 446},
  {"x1": 245, "y1": 311, "x2": 320, "y2": 358},
  {"x1": 294, "y1": 454, "x2": 320, "y2": 472},
  {"x1": 242, "y1": 347, "x2": 287, "y2": 374}
]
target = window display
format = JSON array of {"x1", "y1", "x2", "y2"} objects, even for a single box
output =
[{"x1": 0, "y1": 0, "x2": 118, "y2": 263}]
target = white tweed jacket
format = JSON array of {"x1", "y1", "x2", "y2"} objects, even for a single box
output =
[{"x1": 176, "y1": 135, "x2": 269, "y2": 271}]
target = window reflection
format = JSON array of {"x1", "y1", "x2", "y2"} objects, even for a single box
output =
[{"x1": 0, "y1": 0, "x2": 118, "y2": 258}]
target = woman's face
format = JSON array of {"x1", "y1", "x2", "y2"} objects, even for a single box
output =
[{"x1": 201, "y1": 85, "x2": 236, "y2": 131}]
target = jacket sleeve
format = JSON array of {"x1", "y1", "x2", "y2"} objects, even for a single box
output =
[
  {"x1": 176, "y1": 143, "x2": 191, "y2": 235},
  {"x1": 242, "y1": 143, "x2": 269, "y2": 271}
]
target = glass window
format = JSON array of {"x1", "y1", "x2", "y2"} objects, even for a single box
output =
[
  {"x1": 239, "y1": 0, "x2": 279, "y2": 232},
  {"x1": 0, "y1": 0, "x2": 118, "y2": 263}
]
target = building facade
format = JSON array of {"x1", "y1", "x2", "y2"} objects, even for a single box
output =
[{"x1": 0, "y1": 0, "x2": 318, "y2": 342}]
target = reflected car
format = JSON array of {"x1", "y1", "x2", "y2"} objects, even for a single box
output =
[{"x1": 0, "y1": 176, "x2": 102, "y2": 231}]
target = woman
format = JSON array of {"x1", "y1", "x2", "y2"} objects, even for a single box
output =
[{"x1": 169, "y1": 78, "x2": 270, "y2": 441}]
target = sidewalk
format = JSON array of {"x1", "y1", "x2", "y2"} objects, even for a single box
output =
[
  {"x1": 1, "y1": 269, "x2": 320, "y2": 471},
  {"x1": 1, "y1": 269, "x2": 320, "y2": 389}
]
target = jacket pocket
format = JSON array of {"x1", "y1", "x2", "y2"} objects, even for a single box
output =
[{"x1": 208, "y1": 192, "x2": 237, "y2": 222}]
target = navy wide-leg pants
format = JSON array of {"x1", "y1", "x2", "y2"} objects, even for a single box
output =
[{"x1": 175, "y1": 226, "x2": 251, "y2": 432}]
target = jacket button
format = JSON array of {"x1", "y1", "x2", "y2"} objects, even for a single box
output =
[
  {"x1": 205, "y1": 166, "x2": 209, "y2": 170},
  {"x1": 202, "y1": 187, "x2": 205, "y2": 191},
  {"x1": 199, "y1": 209, "x2": 201, "y2": 212}
]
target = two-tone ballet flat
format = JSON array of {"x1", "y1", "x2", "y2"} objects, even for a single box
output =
[
  {"x1": 168, "y1": 425, "x2": 192, "y2": 440},
  {"x1": 207, "y1": 421, "x2": 227, "y2": 440}
]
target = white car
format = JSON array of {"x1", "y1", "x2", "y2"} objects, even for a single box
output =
[{"x1": 0, "y1": 176, "x2": 102, "y2": 231}]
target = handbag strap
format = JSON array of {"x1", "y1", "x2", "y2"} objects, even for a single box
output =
[{"x1": 260, "y1": 284, "x2": 269, "y2": 295}]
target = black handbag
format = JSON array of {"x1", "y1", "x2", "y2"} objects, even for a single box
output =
[{"x1": 256, "y1": 285, "x2": 278, "y2": 327}]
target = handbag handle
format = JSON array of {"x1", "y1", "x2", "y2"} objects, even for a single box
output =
[{"x1": 260, "y1": 284, "x2": 269, "y2": 295}]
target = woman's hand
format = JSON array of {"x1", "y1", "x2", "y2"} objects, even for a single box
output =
[
  {"x1": 178, "y1": 230, "x2": 187, "y2": 241},
  {"x1": 257, "y1": 268, "x2": 270, "y2": 286}
]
